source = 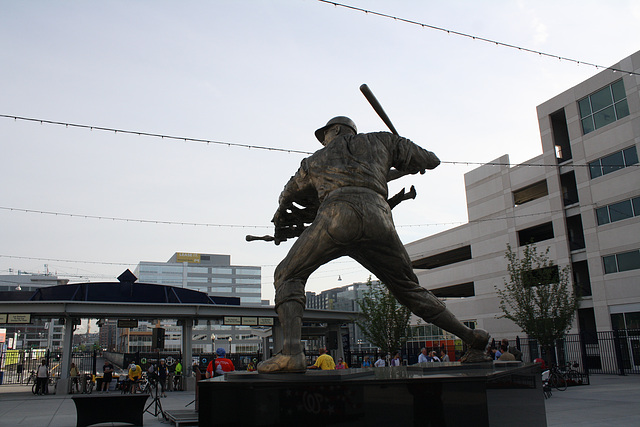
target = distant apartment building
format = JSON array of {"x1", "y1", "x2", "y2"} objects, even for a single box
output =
[
  {"x1": 121, "y1": 252, "x2": 264, "y2": 353},
  {"x1": 0, "y1": 273, "x2": 68, "y2": 349},
  {"x1": 405, "y1": 50, "x2": 640, "y2": 344},
  {"x1": 306, "y1": 281, "x2": 377, "y2": 352},
  {"x1": 134, "y1": 252, "x2": 261, "y2": 305}
]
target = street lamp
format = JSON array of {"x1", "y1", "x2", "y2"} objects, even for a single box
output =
[
  {"x1": 211, "y1": 334, "x2": 216, "y2": 353},
  {"x1": 228, "y1": 336, "x2": 232, "y2": 354}
]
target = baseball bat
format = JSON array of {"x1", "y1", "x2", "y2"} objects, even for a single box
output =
[{"x1": 360, "y1": 84, "x2": 399, "y2": 135}]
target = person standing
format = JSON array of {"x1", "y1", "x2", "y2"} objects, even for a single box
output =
[
  {"x1": 361, "y1": 355, "x2": 371, "y2": 368},
  {"x1": 308, "y1": 348, "x2": 335, "y2": 370},
  {"x1": 206, "y1": 348, "x2": 235, "y2": 378},
  {"x1": 35, "y1": 359, "x2": 48, "y2": 395},
  {"x1": 429, "y1": 351, "x2": 441, "y2": 362},
  {"x1": 498, "y1": 344, "x2": 516, "y2": 361},
  {"x1": 69, "y1": 362, "x2": 80, "y2": 393},
  {"x1": 502, "y1": 339, "x2": 522, "y2": 361},
  {"x1": 390, "y1": 352, "x2": 401, "y2": 366},
  {"x1": 173, "y1": 359, "x2": 183, "y2": 391},
  {"x1": 101, "y1": 360, "x2": 113, "y2": 393},
  {"x1": 440, "y1": 349, "x2": 450, "y2": 362},
  {"x1": 157, "y1": 359, "x2": 169, "y2": 397},
  {"x1": 374, "y1": 354, "x2": 386, "y2": 368},
  {"x1": 418, "y1": 348, "x2": 430, "y2": 363},
  {"x1": 335, "y1": 357, "x2": 348, "y2": 369}
]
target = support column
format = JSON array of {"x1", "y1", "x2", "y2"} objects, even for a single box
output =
[
  {"x1": 181, "y1": 319, "x2": 193, "y2": 390},
  {"x1": 56, "y1": 317, "x2": 74, "y2": 395}
]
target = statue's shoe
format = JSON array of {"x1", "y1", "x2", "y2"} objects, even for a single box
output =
[
  {"x1": 257, "y1": 352, "x2": 306, "y2": 373},
  {"x1": 460, "y1": 329, "x2": 492, "y2": 363}
]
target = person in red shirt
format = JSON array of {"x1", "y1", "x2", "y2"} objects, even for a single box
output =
[{"x1": 206, "y1": 348, "x2": 235, "y2": 378}]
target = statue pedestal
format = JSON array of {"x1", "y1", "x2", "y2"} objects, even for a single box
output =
[{"x1": 198, "y1": 362, "x2": 546, "y2": 426}]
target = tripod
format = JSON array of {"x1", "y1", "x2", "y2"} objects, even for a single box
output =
[{"x1": 144, "y1": 379, "x2": 166, "y2": 419}]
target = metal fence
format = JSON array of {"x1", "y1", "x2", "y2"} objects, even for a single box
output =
[{"x1": 0, "y1": 349, "x2": 97, "y2": 385}]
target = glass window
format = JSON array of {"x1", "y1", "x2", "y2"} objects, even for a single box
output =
[
  {"x1": 211, "y1": 287, "x2": 232, "y2": 292},
  {"x1": 608, "y1": 200, "x2": 633, "y2": 222},
  {"x1": 593, "y1": 106, "x2": 616, "y2": 129},
  {"x1": 211, "y1": 277, "x2": 231, "y2": 284},
  {"x1": 241, "y1": 297, "x2": 262, "y2": 303},
  {"x1": 603, "y1": 255, "x2": 618, "y2": 274},
  {"x1": 578, "y1": 98, "x2": 592, "y2": 118},
  {"x1": 188, "y1": 266, "x2": 208, "y2": 273},
  {"x1": 590, "y1": 86, "x2": 613, "y2": 112},
  {"x1": 623, "y1": 146, "x2": 638, "y2": 166},
  {"x1": 625, "y1": 312, "x2": 640, "y2": 329},
  {"x1": 211, "y1": 268, "x2": 232, "y2": 274},
  {"x1": 580, "y1": 80, "x2": 628, "y2": 134},
  {"x1": 235, "y1": 287, "x2": 260, "y2": 293},
  {"x1": 236, "y1": 278, "x2": 261, "y2": 284},
  {"x1": 615, "y1": 99, "x2": 630, "y2": 119},
  {"x1": 589, "y1": 160, "x2": 602, "y2": 179},
  {"x1": 235, "y1": 268, "x2": 260, "y2": 275},
  {"x1": 187, "y1": 277, "x2": 208, "y2": 283},
  {"x1": 617, "y1": 250, "x2": 640, "y2": 272},
  {"x1": 596, "y1": 207, "x2": 610, "y2": 225},
  {"x1": 611, "y1": 80, "x2": 626, "y2": 102},
  {"x1": 159, "y1": 266, "x2": 183, "y2": 274},
  {"x1": 632, "y1": 197, "x2": 640, "y2": 216},
  {"x1": 601, "y1": 151, "x2": 624, "y2": 175}
]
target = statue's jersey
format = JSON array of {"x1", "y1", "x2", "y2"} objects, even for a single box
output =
[{"x1": 280, "y1": 132, "x2": 440, "y2": 205}]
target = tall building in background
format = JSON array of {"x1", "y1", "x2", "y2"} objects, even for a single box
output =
[
  {"x1": 134, "y1": 252, "x2": 262, "y2": 305},
  {"x1": 125, "y1": 252, "x2": 264, "y2": 353},
  {"x1": 0, "y1": 273, "x2": 68, "y2": 349},
  {"x1": 405, "y1": 50, "x2": 640, "y2": 343}
]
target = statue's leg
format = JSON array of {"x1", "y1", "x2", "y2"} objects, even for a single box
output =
[
  {"x1": 258, "y1": 209, "x2": 346, "y2": 373},
  {"x1": 351, "y1": 200, "x2": 490, "y2": 362}
]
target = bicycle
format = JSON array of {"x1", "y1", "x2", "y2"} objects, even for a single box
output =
[
  {"x1": 26, "y1": 370, "x2": 37, "y2": 386},
  {"x1": 563, "y1": 361, "x2": 581, "y2": 385},
  {"x1": 548, "y1": 364, "x2": 568, "y2": 391}
]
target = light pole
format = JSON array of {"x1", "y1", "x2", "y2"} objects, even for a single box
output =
[
  {"x1": 227, "y1": 336, "x2": 232, "y2": 354},
  {"x1": 210, "y1": 334, "x2": 216, "y2": 353}
]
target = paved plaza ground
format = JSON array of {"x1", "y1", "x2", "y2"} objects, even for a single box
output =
[{"x1": 0, "y1": 374, "x2": 638, "y2": 426}]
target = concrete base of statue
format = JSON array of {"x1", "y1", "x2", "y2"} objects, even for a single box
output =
[{"x1": 198, "y1": 361, "x2": 546, "y2": 426}]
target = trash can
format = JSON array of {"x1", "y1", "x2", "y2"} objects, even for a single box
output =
[{"x1": 0, "y1": 371, "x2": 4, "y2": 385}]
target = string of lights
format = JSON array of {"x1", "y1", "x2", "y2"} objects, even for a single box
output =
[
  {"x1": 2, "y1": 114, "x2": 636, "y2": 169},
  {"x1": 317, "y1": 1, "x2": 640, "y2": 76},
  {"x1": 0, "y1": 206, "x2": 270, "y2": 229},
  {"x1": 0, "y1": 114, "x2": 311, "y2": 155},
  {"x1": 0, "y1": 204, "x2": 599, "y2": 229}
]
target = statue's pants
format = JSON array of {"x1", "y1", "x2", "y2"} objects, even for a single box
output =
[{"x1": 274, "y1": 187, "x2": 446, "y2": 320}]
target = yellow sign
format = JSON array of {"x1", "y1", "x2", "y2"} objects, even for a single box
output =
[
  {"x1": 8, "y1": 313, "x2": 31, "y2": 324},
  {"x1": 224, "y1": 316, "x2": 241, "y2": 325},
  {"x1": 242, "y1": 317, "x2": 258, "y2": 326},
  {"x1": 258, "y1": 317, "x2": 274, "y2": 326},
  {"x1": 176, "y1": 252, "x2": 201, "y2": 263},
  {"x1": 0, "y1": 314, "x2": 7, "y2": 324}
]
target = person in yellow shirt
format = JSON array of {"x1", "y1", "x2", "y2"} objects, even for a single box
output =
[
  {"x1": 127, "y1": 363, "x2": 142, "y2": 393},
  {"x1": 308, "y1": 348, "x2": 335, "y2": 370}
]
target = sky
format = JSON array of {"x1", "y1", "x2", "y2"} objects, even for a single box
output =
[{"x1": 1, "y1": 0, "x2": 639, "y2": 307}]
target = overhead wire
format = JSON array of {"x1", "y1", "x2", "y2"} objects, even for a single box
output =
[
  {"x1": 317, "y1": 1, "x2": 640, "y2": 76},
  {"x1": 2, "y1": 114, "x2": 636, "y2": 169}
]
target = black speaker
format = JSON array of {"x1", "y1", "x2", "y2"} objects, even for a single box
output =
[
  {"x1": 152, "y1": 328, "x2": 165, "y2": 350},
  {"x1": 326, "y1": 331, "x2": 338, "y2": 350}
]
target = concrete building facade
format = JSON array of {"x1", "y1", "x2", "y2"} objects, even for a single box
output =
[
  {"x1": 129, "y1": 252, "x2": 264, "y2": 354},
  {"x1": 405, "y1": 50, "x2": 640, "y2": 341}
]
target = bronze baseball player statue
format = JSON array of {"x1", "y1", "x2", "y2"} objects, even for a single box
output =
[{"x1": 253, "y1": 115, "x2": 490, "y2": 373}]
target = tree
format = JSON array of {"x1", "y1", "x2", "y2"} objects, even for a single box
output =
[
  {"x1": 496, "y1": 243, "x2": 580, "y2": 363},
  {"x1": 355, "y1": 278, "x2": 411, "y2": 356}
]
